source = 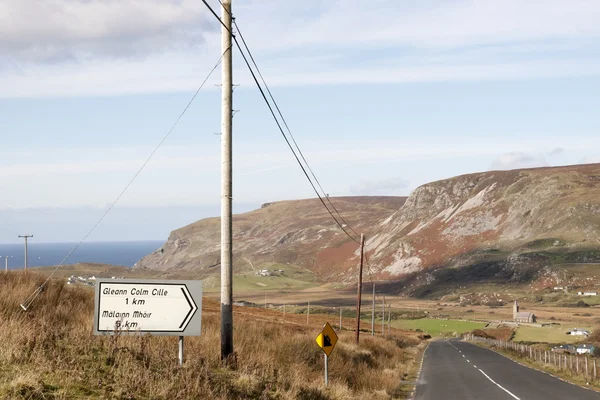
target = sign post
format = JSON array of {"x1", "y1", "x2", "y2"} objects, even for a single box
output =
[
  {"x1": 315, "y1": 322, "x2": 338, "y2": 387},
  {"x1": 94, "y1": 279, "x2": 202, "y2": 365}
]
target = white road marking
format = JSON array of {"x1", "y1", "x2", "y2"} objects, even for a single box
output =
[
  {"x1": 463, "y1": 355, "x2": 466, "y2": 358},
  {"x1": 477, "y1": 368, "x2": 521, "y2": 400},
  {"x1": 467, "y1": 360, "x2": 471, "y2": 363}
]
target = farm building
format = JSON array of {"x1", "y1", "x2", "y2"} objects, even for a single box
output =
[
  {"x1": 568, "y1": 328, "x2": 591, "y2": 336},
  {"x1": 576, "y1": 344, "x2": 596, "y2": 355},
  {"x1": 552, "y1": 344, "x2": 576, "y2": 354},
  {"x1": 513, "y1": 300, "x2": 536, "y2": 323},
  {"x1": 577, "y1": 291, "x2": 598, "y2": 296}
]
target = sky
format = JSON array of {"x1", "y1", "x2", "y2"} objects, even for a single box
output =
[{"x1": 1, "y1": 0, "x2": 600, "y2": 243}]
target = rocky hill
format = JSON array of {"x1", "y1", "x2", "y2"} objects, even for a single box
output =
[
  {"x1": 136, "y1": 164, "x2": 600, "y2": 288},
  {"x1": 135, "y1": 196, "x2": 406, "y2": 281}
]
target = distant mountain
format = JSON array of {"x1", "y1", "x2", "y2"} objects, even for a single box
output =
[
  {"x1": 135, "y1": 196, "x2": 406, "y2": 281},
  {"x1": 136, "y1": 164, "x2": 600, "y2": 290}
]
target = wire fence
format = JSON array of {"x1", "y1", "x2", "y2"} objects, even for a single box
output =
[{"x1": 465, "y1": 334, "x2": 599, "y2": 381}]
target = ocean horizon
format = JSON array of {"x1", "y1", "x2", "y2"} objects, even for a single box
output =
[{"x1": 0, "y1": 240, "x2": 164, "y2": 270}]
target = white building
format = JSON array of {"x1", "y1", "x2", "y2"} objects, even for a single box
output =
[{"x1": 569, "y1": 328, "x2": 591, "y2": 336}]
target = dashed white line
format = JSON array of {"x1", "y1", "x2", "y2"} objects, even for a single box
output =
[
  {"x1": 477, "y1": 367, "x2": 521, "y2": 400},
  {"x1": 467, "y1": 360, "x2": 471, "y2": 363}
]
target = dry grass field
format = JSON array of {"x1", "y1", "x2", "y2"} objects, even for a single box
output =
[{"x1": 0, "y1": 271, "x2": 425, "y2": 399}]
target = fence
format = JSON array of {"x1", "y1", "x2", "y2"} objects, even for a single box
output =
[{"x1": 465, "y1": 334, "x2": 598, "y2": 381}]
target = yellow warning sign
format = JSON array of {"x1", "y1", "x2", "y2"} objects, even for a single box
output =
[{"x1": 315, "y1": 322, "x2": 338, "y2": 356}]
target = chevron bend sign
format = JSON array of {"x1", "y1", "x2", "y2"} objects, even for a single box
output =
[{"x1": 93, "y1": 279, "x2": 202, "y2": 336}]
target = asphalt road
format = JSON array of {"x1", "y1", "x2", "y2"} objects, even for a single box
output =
[{"x1": 414, "y1": 340, "x2": 600, "y2": 400}]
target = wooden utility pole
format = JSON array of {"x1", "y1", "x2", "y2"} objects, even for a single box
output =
[
  {"x1": 371, "y1": 283, "x2": 375, "y2": 336},
  {"x1": 354, "y1": 234, "x2": 365, "y2": 344},
  {"x1": 382, "y1": 297, "x2": 385, "y2": 335},
  {"x1": 220, "y1": 0, "x2": 234, "y2": 361}
]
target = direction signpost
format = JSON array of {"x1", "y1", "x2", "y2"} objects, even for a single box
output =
[
  {"x1": 94, "y1": 279, "x2": 202, "y2": 365},
  {"x1": 315, "y1": 322, "x2": 338, "y2": 386}
]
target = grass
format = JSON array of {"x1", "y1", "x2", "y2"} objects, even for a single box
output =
[
  {"x1": 0, "y1": 271, "x2": 423, "y2": 399},
  {"x1": 513, "y1": 325, "x2": 589, "y2": 344},
  {"x1": 204, "y1": 264, "x2": 318, "y2": 293},
  {"x1": 391, "y1": 319, "x2": 486, "y2": 337}
]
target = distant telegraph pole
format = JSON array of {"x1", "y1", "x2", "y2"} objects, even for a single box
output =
[
  {"x1": 354, "y1": 234, "x2": 365, "y2": 344},
  {"x1": 18, "y1": 235, "x2": 33, "y2": 271},
  {"x1": 220, "y1": 0, "x2": 234, "y2": 361},
  {"x1": 371, "y1": 283, "x2": 375, "y2": 336}
]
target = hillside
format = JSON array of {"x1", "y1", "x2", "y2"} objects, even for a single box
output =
[
  {"x1": 0, "y1": 271, "x2": 423, "y2": 399},
  {"x1": 135, "y1": 196, "x2": 406, "y2": 282},
  {"x1": 136, "y1": 164, "x2": 600, "y2": 292}
]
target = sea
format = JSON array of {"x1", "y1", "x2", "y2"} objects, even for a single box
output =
[{"x1": 0, "y1": 241, "x2": 164, "y2": 270}]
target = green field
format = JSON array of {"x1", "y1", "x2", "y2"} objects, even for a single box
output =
[
  {"x1": 391, "y1": 318, "x2": 486, "y2": 337},
  {"x1": 513, "y1": 325, "x2": 590, "y2": 344},
  {"x1": 204, "y1": 263, "x2": 318, "y2": 292}
]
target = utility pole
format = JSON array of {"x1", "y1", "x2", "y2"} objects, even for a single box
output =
[
  {"x1": 3, "y1": 256, "x2": 11, "y2": 272},
  {"x1": 371, "y1": 283, "x2": 375, "y2": 336},
  {"x1": 220, "y1": 0, "x2": 234, "y2": 361},
  {"x1": 382, "y1": 297, "x2": 385, "y2": 335},
  {"x1": 18, "y1": 235, "x2": 33, "y2": 271},
  {"x1": 354, "y1": 234, "x2": 365, "y2": 344}
]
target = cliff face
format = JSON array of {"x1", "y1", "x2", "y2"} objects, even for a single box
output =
[
  {"x1": 134, "y1": 196, "x2": 406, "y2": 281},
  {"x1": 136, "y1": 164, "x2": 600, "y2": 283}
]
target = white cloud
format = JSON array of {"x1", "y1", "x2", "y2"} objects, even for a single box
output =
[
  {"x1": 547, "y1": 147, "x2": 565, "y2": 157},
  {"x1": 0, "y1": 0, "x2": 214, "y2": 64},
  {"x1": 350, "y1": 177, "x2": 409, "y2": 195},
  {"x1": 489, "y1": 152, "x2": 548, "y2": 170},
  {"x1": 1, "y1": 0, "x2": 600, "y2": 96}
]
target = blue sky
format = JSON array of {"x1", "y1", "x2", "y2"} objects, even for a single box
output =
[{"x1": 1, "y1": 0, "x2": 600, "y2": 243}]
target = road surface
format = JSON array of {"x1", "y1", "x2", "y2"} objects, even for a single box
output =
[{"x1": 414, "y1": 340, "x2": 600, "y2": 400}]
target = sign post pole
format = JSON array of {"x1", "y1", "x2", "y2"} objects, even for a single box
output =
[
  {"x1": 315, "y1": 322, "x2": 338, "y2": 388},
  {"x1": 179, "y1": 336, "x2": 184, "y2": 366},
  {"x1": 324, "y1": 353, "x2": 329, "y2": 386}
]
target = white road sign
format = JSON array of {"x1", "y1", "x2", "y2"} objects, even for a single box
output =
[{"x1": 93, "y1": 279, "x2": 202, "y2": 336}]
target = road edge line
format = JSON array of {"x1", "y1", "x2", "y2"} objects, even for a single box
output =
[{"x1": 464, "y1": 339, "x2": 600, "y2": 395}]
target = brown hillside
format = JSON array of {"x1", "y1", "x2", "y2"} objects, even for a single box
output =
[
  {"x1": 135, "y1": 196, "x2": 406, "y2": 281},
  {"x1": 136, "y1": 164, "x2": 600, "y2": 286}
]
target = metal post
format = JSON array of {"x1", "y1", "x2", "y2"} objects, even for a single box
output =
[
  {"x1": 388, "y1": 304, "x2": 391, "y2": 332},
  {"x1": 307, "y1": 301, "x2": 310, "y2": 324},
  {"x1": 324, "y1": 353, "x2": 329, "y2": 386},
  {"x1": 219, "y1": 0, "x2": 234, "y2": 361},
  {"x1": 4, "y1": 256, "x2": 8, "y2": 272},
  {"x1": 371, "y1": 283, "x2": 375, "y2": 336},
  {"x1": 354, "y1": 234, "x2": 365, "y2": 344},
  {"x1": 18, "y1": 235, "x2": 33, "y2": 270},
  {"x1": 178, "y1": 336, "x2": 184, "y2": 366},
  {"x1": 339, "y1": 307, "x2": 342, "y2": 331},
  {"x1": 382, "y1": 297, "x2": 385, "y2": 335}
]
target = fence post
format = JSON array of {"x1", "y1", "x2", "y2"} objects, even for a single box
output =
[
  {"x1": 586, "y1": 357, "x2": 589, "y2": 378},
  {"x1": 594, "y1": 359, "x2": 597, "y2": 379},
  {"x1": 577, "y1": 356, "x2": 579, "y2": 374}
]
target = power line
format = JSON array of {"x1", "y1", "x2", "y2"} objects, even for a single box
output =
[
  {"x1": 20, "y1": 48, "x2": 229, "y2": 311},
  {"x1": 202, "y1": 0, "x2": 360, "y2": 244},
  {"x1": 218, "y1": 0, "x2": 360, "y2": 239},
  {"x1": 232, "y1": 19, "x2": 361, "y2": 239}
]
